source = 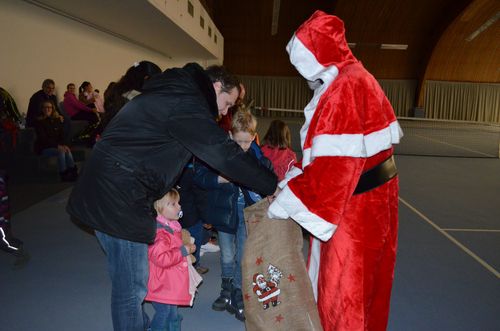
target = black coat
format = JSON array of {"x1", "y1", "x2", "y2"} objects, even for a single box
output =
[
  {"x1": 176, "y1": 162, "x2": 207, "y2": 228},
  {"x1": 26, "y1": 90, "x2": 59, "y2": 128},
  {"x1": 66, "y1": 63, "x2": 277, "y2": 243},
  {"x1": 34, "y1": 117, "x2": 64, "y2": 154}
]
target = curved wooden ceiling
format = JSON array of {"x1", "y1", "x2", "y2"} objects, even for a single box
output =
[{"x1": 208, "y1": 0, "x2": 498, "y2": 83}]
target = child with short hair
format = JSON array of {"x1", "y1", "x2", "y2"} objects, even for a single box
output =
[
  {"x1": 145, "y1": 188, "x2": 201, "y2": 331},
  {"x1": 261, "y1": 119, "x2": 297, "y2": 181},
  {"x1": 194, "y1": 110, "x2": 273, "y2": 322}
]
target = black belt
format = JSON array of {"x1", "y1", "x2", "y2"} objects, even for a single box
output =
[{"x1": 353, "y1": 155, "x2": 397, "y2": 195}]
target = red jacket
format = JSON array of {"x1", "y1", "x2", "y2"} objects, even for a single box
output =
[
  {"x1": 261, "y1": 145, "x2": 297, "y2": 181},
  {"x1": 145, "y1": 218, "x2": 191, "y2": 305}
]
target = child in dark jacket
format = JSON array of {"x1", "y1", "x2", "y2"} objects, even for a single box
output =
[
  {"x1": 145, "y1": 188, "x2": 201, "y2": 331},
  {"x1": 194, "y1": 110, "x2": 273, "y2": 322}
]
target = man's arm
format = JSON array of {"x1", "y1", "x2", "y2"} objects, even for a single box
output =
[{"x1": 168, "y1": 113, "x2": 277, "y2": 197}]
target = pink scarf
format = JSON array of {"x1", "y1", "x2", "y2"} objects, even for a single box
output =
[{"x1": 156, "y1": 215, "x2": 181, "y2": 232}]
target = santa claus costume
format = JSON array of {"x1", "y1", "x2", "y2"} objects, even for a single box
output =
[{"x1": 268, "y1": 11, "x2": 403, "y2": 331}]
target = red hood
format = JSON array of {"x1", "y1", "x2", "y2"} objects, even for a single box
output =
[{"x1": 286, "y1": 11, "x2": 357, "y2": 82}]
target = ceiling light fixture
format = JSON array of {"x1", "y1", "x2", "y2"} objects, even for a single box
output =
[
  {"x1": 380, "y1": 44, "x2": 408, "y2": 50},
  {"x1": 465, "y1": 11, "x2": 500, "y2": 42},
  {"x1": 271, "y1": 0, "x2": 280, "y2": 36}
]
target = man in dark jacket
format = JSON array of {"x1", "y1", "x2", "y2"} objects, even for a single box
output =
[
  {"x1": 66, "y1": 63, "x2": 277, "y2": 331},
  {"x1": 26, "y1": 79, "x2": 62, "y2": 127},
  {"x1": 26, "y1": 79, "x2": 71, "y2": 143}
]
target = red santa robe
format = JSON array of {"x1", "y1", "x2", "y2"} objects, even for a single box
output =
[{"x1": 268, "y1": 11, "x2": 402, "y2": 331}]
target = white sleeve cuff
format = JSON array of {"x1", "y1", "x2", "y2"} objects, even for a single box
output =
[
  {"x1": 268, "y1": 199, "x2": 289, "y2": 219},
  {"x1": 278, "y1": 166, "x2": 303, "y2": 189},
  {"x1": 268, "y1": 185, "x2": 336, "y2": 242}
]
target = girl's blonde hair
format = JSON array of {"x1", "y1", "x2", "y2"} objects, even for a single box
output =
[
  {"x1": 41, "y1": 100, "x2": 59, "y2": 119},
  {"x1": 154, "y1": 188, "x2": 180, "y2": 214},
  {"x1": 231, "y1": 109, "x2": 257, "y2": 135},
  {"x1": 263, "y1": 119, "x2": 292, "y2": 149}
]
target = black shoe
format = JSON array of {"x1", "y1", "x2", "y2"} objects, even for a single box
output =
[
  {"x1": 60, "y1": 167, "x2": 78, "y2": 182},
  {"x1": 212, "y1": 278, "x2": 232, "y2": 311},
  {"x1": 13, "y1": 247, "x2": 30, "y2": 269},
  {"x1": 227, "y1": 287, "x2": 245, "y2": 321},
  {"x1": 69, "y1": 165, "x2": 78, "y2": 177}
]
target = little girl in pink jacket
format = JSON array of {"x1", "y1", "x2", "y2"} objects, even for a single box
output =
[{"x1": 145, "y1": 188, "x2": 201, "y2": 331}]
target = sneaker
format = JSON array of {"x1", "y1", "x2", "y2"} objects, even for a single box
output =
[
  {"x1": 200, "y1": 241, "x2": 220, "y2": 254},
  {"x1": 195, "y1": 265, "x2": 209, "y2": 274}
]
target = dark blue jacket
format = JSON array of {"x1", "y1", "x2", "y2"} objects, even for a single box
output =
[{"x1": 194, "y1": 142, "x2": 274, "y2": 233}]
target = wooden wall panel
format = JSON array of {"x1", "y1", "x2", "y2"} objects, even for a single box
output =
[
  {"x1": 213, "y1": 0, "x2": 335, "y2": 76},
  {"x1": 424, "y1": 0, "x2": 500, "y2": 83},
  {"x1": 211, "y1": 0, "x2": 471, "y2": 79}
]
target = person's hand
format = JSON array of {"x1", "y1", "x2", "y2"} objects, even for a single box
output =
[
  {"x1": 184, "y1": 244, "x2": 196, "y2": 254},
  {"x1": 267, "y1": 186, "x2": 282, "y2": 203},
  {"x1": 58, "y1": 114, "x2": 64, "y2": 123},
  {"x1": 202, "y1": 223, "x2": 213, "y2": 230}
]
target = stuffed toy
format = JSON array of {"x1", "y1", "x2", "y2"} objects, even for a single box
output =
[{"x1": 181, "y1": 229, "x2": 196, "y2": 264}]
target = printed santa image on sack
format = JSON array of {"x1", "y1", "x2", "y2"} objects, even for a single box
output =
[{"x1": 242, "y1": 199, "x2": 323, "y2": 331}]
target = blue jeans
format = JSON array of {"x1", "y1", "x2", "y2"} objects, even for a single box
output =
[
  {"x1": 218, "y1": 195, "x2": 246, "y2": 289},
  {"x1": 41, "y1": 147, "x2": 75, "y2": 172},
  {"x1": 95, "y1": 231, "x2": 149, "y2": 331},
  {"x1": 150, "y1": 302, "x2": 179, "y2": 330},
  {"x1": 186, "y1": 220, "x2": 209, "y2": 267}
]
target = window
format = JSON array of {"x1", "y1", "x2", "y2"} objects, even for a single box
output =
[
  {"x1": 187, "y1": 1, "x2": 194, "y2": 17},
  {"x1": 208, "y1": 26, "x2": 212, "y2": 37},
  {"x1": 200, "y1": 16, "x2": 205, "y2": 28}
]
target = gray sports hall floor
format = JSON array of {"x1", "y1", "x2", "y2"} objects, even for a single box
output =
[{"x1": 1, "y1": 155, "x2": 499, "y2": 330}]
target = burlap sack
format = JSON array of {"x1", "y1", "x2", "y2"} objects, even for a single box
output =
[{"x1": 242, "y1": 199, "x2": 323, "y2": 331}]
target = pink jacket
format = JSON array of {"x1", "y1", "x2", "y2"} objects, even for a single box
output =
[
  {"x1": 145, "y1": 217, "x2": 191, "y2": 305},
  {"x1": 63, "y1": 91, "x2": 93, "y2": 117}
]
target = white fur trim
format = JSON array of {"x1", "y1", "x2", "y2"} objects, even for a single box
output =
[
  {"x1": 305, "y1": 121, "x2": 402, "y2": 163},
  {"x1": 308, "y1": 238, "x2": 321, "y2": 302},
  {"x1": 268, "y1": 186, "x2": 337, "y2": 241},
  {"x1": 287, "y1": 35, "x2": 325, "y2": 81},
  {"x1": 287, "y1": 34, "x2": 339, "y2": 168},
  {"x1": 278, "y1": 166, "x2": 303, "y2": 189}
]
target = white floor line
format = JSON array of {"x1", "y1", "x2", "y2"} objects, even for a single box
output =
[
  {"x1": 442, "y1": 228, "x2": 500, "y2": 233},
  {"x1": 414, "y1": 134, "x2": 495, "y2": 157},
  {"x1": 399, "y1": 197, "x2": 500, "y2": 279}
]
